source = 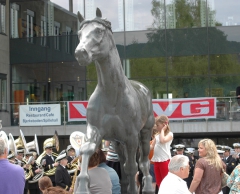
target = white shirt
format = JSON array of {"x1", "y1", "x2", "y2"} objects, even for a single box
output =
[
  {"x1": 151, "y1": 132, "x2": 173, "y2": 162},
  {"x1": 158, "y1": 172, "x2": 191, "y2": 194}
]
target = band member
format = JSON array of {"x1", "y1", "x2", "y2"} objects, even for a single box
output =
[
  {"x1": 55, "y1": 150, "x2": 73, "y2": 193},
  {"x1": 15, "y1": 148, "x2": 30, "y2": 194},
  {"x1": 233, "y1": 143, "x2": 240, "y2": 164},
  {"x1": 185, "y1": 147, "x2": 198, "y2": 166},
  {"x1": 41, "y1": 139, "x2": 58, "y2": 186},
  {"x1": 28, "y1": 150, "x2": 41, "y2": 194},
  {"x1": 15, "y1": 148, "x2": 25, "y2": 166},
  {"x1": 174, "y1": 144, "x2": 194, "y2": 188},
  {"x1": 8, "y1": 150, "x2": 16, "y2": 164},
  {"x1": 222, "y1": 146, "x2": 237, "y2": 194},
  {"x1": 66, "y1": 145, "x2": 75, "y2": 163}
]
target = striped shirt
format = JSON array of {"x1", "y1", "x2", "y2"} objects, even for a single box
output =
[{"x1": 106, "y1": 143, "x2": 119, "y2": 162}]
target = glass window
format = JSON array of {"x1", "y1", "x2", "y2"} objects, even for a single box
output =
[
  {"x1": 167, "y1": 55, "x2": 208, "y2": 76},
  {"x1": 168, "y1": 76, "x2": 209, "y2": 98},
  {"x1": 0, "y1": 0, "x2": 6, "y2": 34},
  {"x1": 11, "y1": 3, "x2": 19, "y2": 38},
  {"x1": 210, "y1": 54, "x2": 240, "y2": 75},
  {"x1": 0, "y1": 74, "x2": 7, "y2": 110},
  {"x1": 166, "y1": 0, "x2": 206, "y2": 29},
  {"x1": 210, "y1": 75, "x2": 240, "y2": 97},
  {"x1": 27, "y1": 9, "x2": 34, "y2": 42},
  {"x1": 209, "y1": 26, "x2": 240, "y2": 55},
  {"x1": 65, "y1": 26, "x2": 71, "y2": 53},
  {"x1": 128, "y1": 57, "x2": 166, "y2": 79}
]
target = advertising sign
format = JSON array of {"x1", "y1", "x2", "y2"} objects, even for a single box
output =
[
  {"x1": 68, "y1": 98, "x2": 216, "y2": 121},
  {"x1": 19, "y1": 104, "x2": 61, "y2": 126},
  {"x1": 68, "y1": 101, "x2": 88, "y2": 121},
  {"x1": 152, "y1": 98, "x2": 216, "y2": 120}
]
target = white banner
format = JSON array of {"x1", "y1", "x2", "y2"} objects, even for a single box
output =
[{"x1": 19, "y1": 104, "x2": 61, "y2": 126}]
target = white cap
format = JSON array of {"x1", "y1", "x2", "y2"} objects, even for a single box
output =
[
  {"x1": 217, "y1": 150, "x2": 225, "y2": 154},
  {"x1": 66, "y1": 145, "x2": 74, "y2": 152},
  {"x1": 174, "y1": 144, "x2": 185, "y2": 150},
  {"x1": 222, "y1": 146, "x2": 232, "y2": 151},
  {"x1": 185, "y1": 148, "x2": 195, "y2": 154},
  {"x1": 233, "y1": 143, "x2": 240, "y2": 148},
  {"x1": 55, "y1": 150, "x2": 67, "y2": 162}
]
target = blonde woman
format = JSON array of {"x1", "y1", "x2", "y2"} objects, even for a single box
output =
[
  {"x1": 150, "y1": 115, "x2": 173, "y2": 188},
  {"x1": 189, "y1": 139, "x2": 226, "y2": 194}
]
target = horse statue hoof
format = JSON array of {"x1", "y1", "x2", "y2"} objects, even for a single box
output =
[
  {"x1": 142, "y1": 176, "x2": 154, "y2": 194},
  {"x1": 75, "y1": 192, "x2": 91, "y2": 194}
]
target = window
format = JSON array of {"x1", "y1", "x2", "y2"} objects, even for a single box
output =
[
  {"x1": 66, "y1": 26, "x2": 71, "y2": 53},
  {"x1": 0, "y1": 74, "x2": 7, "y2": 111},
  {"x1": 11, "y1": 3, "x2": 19, "y2": 38},
  {"x1": 41, "y1": 15, "x2": 47, "y2": 46},
  {"x1": 54, "y1": 21, "x2": 60, "y2": 50},
  {"x1": 27, "y1": 9, "x2": 34, "y2": 43},
  {"x1": 0, "y1": 1, "x2": 6, "y2": 34}
]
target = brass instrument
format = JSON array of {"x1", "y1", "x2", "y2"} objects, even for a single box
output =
[
  {"x1": 36, "y1": 131, "x2": 59, "y2": 177},
  {"x1": 25, "y1": 134, "x2": 44, "y2": 184},
  {"x1": 67, "y1": 156, "x2": 79, "y2": 174},
  {"x1": 7, "y1": 133, "x2": 17, "y2": 163},
  {"x1": 15, "y1": 130, "x2": 29, "y2": 153},
  {"x1": 23, "y1": 156, "x2": 34, "y2": 180},
  {"x1": 69, "y1": 131, "x2": 86, "y2": 157},
  {"x1": 17, "y1": 130, "x2": 34, "y2": 180},
  {"x1": 26, "y1": 134, "x2": 39, "y2": 155},
  {"x1": 70, "y1": 165, "x2": 78, "y2": 192},
  {"x1": 0, "y1": 130, "x2": 9, "y2": 151}
]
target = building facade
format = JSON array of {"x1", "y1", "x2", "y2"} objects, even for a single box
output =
[{"x1": 0, "y1": 0, "x2": 240, "y2": 152}]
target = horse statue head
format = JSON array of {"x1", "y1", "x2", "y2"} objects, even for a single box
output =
[{"x1": 75, "y1": 8, "x2": 114, "y2": 66}]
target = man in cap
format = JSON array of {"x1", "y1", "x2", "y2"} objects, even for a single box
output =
[
  {"x1": 66, "y1": 145, "x2": 76, "y2": 163},
  {"x1": 185, "y1": 148, "x2": 198, "y2": 166},
  {"x1": 15, "y1": 148, "x2": 25, "y2": 166},
  {"x1": 27, "y1": 149, "x2": 42, "y2": 194},
  {"x1": 41, "y1": 141, "x2": 58, "y2": 186},
  {"x1": 222, "y1": 146, "x2": 237, "y2": 194},
  {"x1": 233, "y1": 143, "x2": 240, "y2": 164},
  {"x1": 174, "y1": 144, "x2": 194, "y2": 188},
  {"x1": 15, "y1": 148, "x2": 31, "y2": 194},
  {"x1": 55, "y1": 150, "x2": 73, "y2": 193}
]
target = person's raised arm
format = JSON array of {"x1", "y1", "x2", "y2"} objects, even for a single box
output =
[
  {"x1": 159, "y1": 124, "x2": 173, "y2": 144},
  {"x1": 189, "y1": 168, "x2": 204, "y2": 193}
]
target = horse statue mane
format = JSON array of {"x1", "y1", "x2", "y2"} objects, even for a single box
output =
[
  {"x1": 78, "y1": 8, "x2": 112, "y2": 33},
  {"x1": 73, "y1": 8, "x2": 155, "y2": 194}
]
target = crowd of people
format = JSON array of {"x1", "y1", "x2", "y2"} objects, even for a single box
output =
[{"x1": 1, "y1": 114, "x2": 240, "y2": 194}]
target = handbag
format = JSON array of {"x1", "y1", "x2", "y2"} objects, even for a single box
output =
[{"x1": 221, "y1": 168, "x2": 230, "y2": 188}]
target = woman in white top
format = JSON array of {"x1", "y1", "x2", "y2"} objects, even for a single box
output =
[{"x1": 150, "y1": 115, "x2": 173, "y2": 188}]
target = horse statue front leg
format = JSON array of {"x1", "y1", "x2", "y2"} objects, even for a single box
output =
[{"x1": 74, "y1": 124, "x2": 102, "y2": 194}]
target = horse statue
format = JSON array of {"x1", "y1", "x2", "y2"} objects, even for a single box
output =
[{"x1": 74, "y1": 8, "x2": 155, "y2": 194}]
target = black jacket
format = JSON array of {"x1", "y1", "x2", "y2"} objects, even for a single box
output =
[
  {"x1": 224, "y1": 155, "x2": 237, "y2": 175},
  {"x1": 41, "y1": 154, "x2": 57, "y2": 184},
  {"x1": 55, "y1": 165, "x2": 72, "y2": 191}
]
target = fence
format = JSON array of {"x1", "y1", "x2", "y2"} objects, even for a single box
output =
[{"x1": 0, "y1": 97, "x2": 240, "y2": 128}]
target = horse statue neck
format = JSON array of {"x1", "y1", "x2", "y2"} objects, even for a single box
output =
[{"x1": 95, "y1": 32, "x2": 126, "y2": 95}]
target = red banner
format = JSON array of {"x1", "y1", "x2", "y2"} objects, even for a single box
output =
[{"x1": 68, "y1": 98, "x2": 216, "y2": 121}]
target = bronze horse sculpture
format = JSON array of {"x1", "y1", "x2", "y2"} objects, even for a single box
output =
[{"x1": 74, "y1": 8, "x2": 155, "y2": 194}]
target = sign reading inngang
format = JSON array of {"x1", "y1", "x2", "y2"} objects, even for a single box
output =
[{"x1": 19, "y1": 104, "x2": 61, "y2": 126}]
